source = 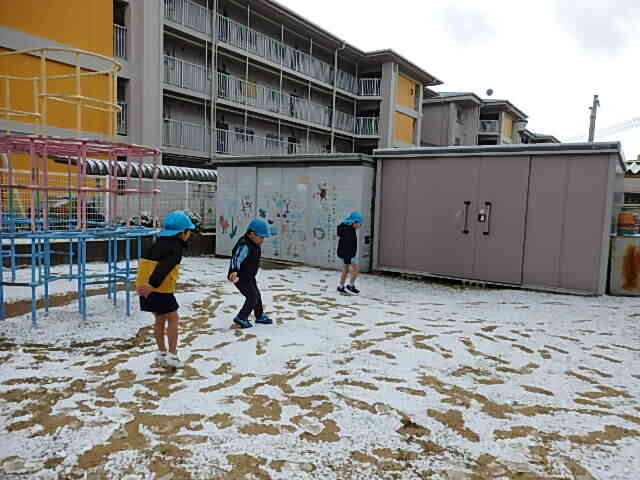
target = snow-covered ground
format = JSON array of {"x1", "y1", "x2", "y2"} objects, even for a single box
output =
[{"x1": 1, "y1": 256, "x2": 639, "y2": 479}]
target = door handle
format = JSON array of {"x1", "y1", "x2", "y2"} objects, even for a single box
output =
[
  {"x1": 462, "y1": 201, "x2": 471, "y2": 234},
  {"x1": 482, "y1": 202, "x2": 492, "y2": 236}
]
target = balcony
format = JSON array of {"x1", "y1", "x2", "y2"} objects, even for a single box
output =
[
  {"x1": 117, "y1": 102, "x2": 128, "y2": 135},
  {"x1": 479, "y1": 120, "x2": 500, "y2": 134},
  {"x1": 336, "y1": 70, "x2": 357, "y2": 94},
  {"x1": 216, "y1": 129, "x2": 319, "y2": 155},
  {"x1": 164, "y1": 0, "x2": 212, "y2": 34},
  {"x1": 217, "y1": 72, "x2": 333, "y2": 129},
  {"x1": 358, "y1": 78, "x2": 381, "y2": 97},
  {"x1": 334, "y1": 111, "x2": 355, "y2": 133},
  {"x1": 164, "y1": 55, "x2": 210, "y2": 94},
  {"x1": 113, "y1": 24, "x2": 127, "y2": 59},
  {"x1": 163, "y1": 118, "x2": 210, "y2": 153},
  {"x1": 163, "y1": 119, "x2": 328, "y2": 156},
  {"x1": 216, "y1": 15, "x2": 358, "y2": 94},
  {"x1": 355, "y1": 117, "x2": 379, "y2": 136}
]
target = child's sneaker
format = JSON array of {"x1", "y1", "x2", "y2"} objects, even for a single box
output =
[
  {"x1": 165, "y1": 353, "x2": 184, "y2": 369},
  {"x1": 255, "y1": 314, "x2": 273, "y2": 325},
  {"x1": 346, "y1": 285, "x2": 360, "y2": 294},
  {"x1": 233, "y1": 317, "x2": 253, "y2": 329},
  {"x1": 154, "y1": 351, "x2": 167, "y2": 366},
  {"x1": 337, "y1": 286, "x2": 349, "y2": 294}
]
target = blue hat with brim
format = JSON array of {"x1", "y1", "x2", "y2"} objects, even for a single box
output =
[
  {"x1": 159, "y1": 211, "x2": 196, "y2": 237},
  {"x1": 248, "y1": 218, "x2": 270, "y2": 237},
  {"x1": 343, "y1": 211, "x2": 364, "y2": 225}
]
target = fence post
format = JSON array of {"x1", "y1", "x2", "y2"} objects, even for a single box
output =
[
  {"x1": 103, "y1": 175, "x2": 110, "y2": 224},
  {"x1": 184, "y1": 180, "x2": 190, "y2": 211}
]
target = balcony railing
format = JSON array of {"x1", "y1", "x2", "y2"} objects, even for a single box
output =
[
  {"x1": 334, "y1": 110, "x2": 355, "y2": 133},
  {"x1": 216, "y1": 129, "x2": 309, "y2": 155},
  {"x1": 163, "y1": 118, "x2": 210, "y2": 153},
  {"x1": 355, "y1": 117, "x2": 379, "y2": 136},
  {"x1": 113, "y1": 24, "x2": 127, "y2": 59},
  {"x1": 164, "y1": 0, "x2": 212, "y2": 34},
  {"x1": 479, "y1": 120, "x2": 500, "y2": 134},
  {"x1": 359, "y1": 78, "x2": 381, "y2": 97},
  {"x1": 164, "y1": 55, "x2": 210, "y2": 93},
  {"x1": 216, "y1": 15, "x2": 358, "y2": 94},
  {"x1": 336, "y1": 69, "x2": 357, "y2": 94},
  {"x1": 117, "y1": 102, "x2": 128, "y2": 136},
  {"x1": 163, "y1": 119, "x2": 330, "y2": 155},
  {"x1": 217, "y1": 72, "x2": 333, "y2": 128}
]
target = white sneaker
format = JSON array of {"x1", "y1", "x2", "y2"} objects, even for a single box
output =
[
  {"x1": 165, "y1": 353, "x2": 184, "y2": 369},
  {"x1": 155, "y1": 352, "x2": 167, "y2": 366}
]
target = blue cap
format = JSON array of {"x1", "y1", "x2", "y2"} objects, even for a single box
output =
[
  {"x1": 247, "y1": 218, "x2": 270, "y2": 237},
  {"x1": 159, "y1": 211, "x2": 196, "y2": 237},
  {"x1": 343, "y1": 211, "x2": 364, "y2": 225}
]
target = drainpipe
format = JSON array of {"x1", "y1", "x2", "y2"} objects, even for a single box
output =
[
  {"x1": 210, "y1": 0, "x2": 218, "y2": 165},
  {"x1": 330, "y1": 41, "x2": 346, "y2": 153}
]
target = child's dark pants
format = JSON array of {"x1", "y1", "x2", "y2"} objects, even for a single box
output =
[{"x1": 234, "y1": 278, "x2": 264, "y2": 321}]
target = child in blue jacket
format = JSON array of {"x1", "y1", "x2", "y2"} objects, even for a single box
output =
[
  {"x1": 227, "y1": 218, "x2": 273, "y2": 328},
  {"x1": 337, "y1": 211, "x2": 363, "y2": 294}
]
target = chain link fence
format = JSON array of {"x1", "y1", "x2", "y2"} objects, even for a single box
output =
[{"x1": 1, "y1": 169, "x2": 217, "y2": 233}]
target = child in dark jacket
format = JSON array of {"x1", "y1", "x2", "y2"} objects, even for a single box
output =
[
  {"x1": 337, "y1": 211, "x2": 363, "y2": 294},
  {"x1": 136, "y1": 211, "x2": 195, "y2": 368},
  {"x1": 228, "y1": 218, "x2": 273, "y2": 329}
]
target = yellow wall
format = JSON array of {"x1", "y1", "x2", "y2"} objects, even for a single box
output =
[
  {"x1": 394, "y1": 112, "x2": 415, "y2": 144},
  {"x1": 0, "y1": 49, "x2": 113, "y2": 135},
  {"x1": 396, "y1": 74, "x2": 417, "y2": 110},
  {"x1": 0, "y1": 0, "x2": 113, "y2": 57},
  {"x1": 8, "y1": 153, "x2": 80, "y2": 176},
  {"x1": 0, "y1": 0, "x2": 114, "y2": 135},
  {"x1": 2, "y1": 154, "x2": 101, "y2": 218},
  {"x1": 502, "y1": 113, "x2": 513, "y2": 139},
  {"x1": 1, "y1": 1, "x2": 114, "y2": 185}
]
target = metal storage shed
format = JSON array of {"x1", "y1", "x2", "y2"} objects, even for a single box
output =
[{"x1": 373, "y1": 143, "x2": 625, "y2": 295}]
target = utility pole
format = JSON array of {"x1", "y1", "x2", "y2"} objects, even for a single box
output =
[{"x1": 588, "y1": 94, "x2": 600, "y2": 142}]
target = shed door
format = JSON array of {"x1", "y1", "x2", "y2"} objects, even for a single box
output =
[
  {"x1": 471, "y1": 156, "x2": 530, "y2": 284},
  {"x1": 405, "y1": 157, "x2": 480, "y2": 277},
  {"x1": 378, "y1": 159, "x2": 409, "y2": 269}
]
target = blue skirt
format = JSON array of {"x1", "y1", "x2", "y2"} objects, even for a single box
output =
[{"x1": 140, "y1": 292, "x2": 179, "y2": 314}]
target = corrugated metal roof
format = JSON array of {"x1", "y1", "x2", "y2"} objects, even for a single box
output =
[
  {"x1": 626, "y1": 162, "x2": 640, "y2": 175},
  {"x1": 83, "y1": 159, "x2": 216, "y2": 181}
]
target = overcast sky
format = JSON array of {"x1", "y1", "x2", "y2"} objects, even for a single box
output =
[{"x1": 282, "y1": 0, "x2": 640, "y2": 160}]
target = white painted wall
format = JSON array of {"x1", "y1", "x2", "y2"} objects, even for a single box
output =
[{"x1": 216, "y1": 163, "x2": 375, "y2": 271}]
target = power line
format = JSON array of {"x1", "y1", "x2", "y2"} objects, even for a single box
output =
[{"x1": 565, "y1": 116, "x2": 640, "y2": 142}]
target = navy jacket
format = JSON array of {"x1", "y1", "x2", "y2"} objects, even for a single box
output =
[
  {"x1": 337, "y1": 223, "x2": 357, "y2": 259},
  {"x1": 229, "y1": 234, "x2": 261, "y2": 281},
  {"x1": 141, "y1": 236, "x2": 187, "y2": 288}
]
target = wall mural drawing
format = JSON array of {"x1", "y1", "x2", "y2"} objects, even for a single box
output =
[{"x1": 216, "y1": 165, "x2": 373, "y2": 271}]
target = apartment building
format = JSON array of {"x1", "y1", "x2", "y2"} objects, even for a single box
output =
[
  {"x1": 421, "y1": 90, "x2": 559, "y2": 147},
  {"x1": 422, "y1": 92, "x2": 483, "y2": 146},
  {"x1": 102, "y1": 0, "x2": 442, "y2": 166},
  {"x1": 3, "y1": 0, "x2": 558, "y2": 166}
]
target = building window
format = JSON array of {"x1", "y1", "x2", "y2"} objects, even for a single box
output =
[
  {"x1": 117, "y1": 178, "x2": 126, "y2": 196},
  {"x1": 454, "y1": 137, "x2": 461, "y2": 146},
  {"x1": 456, "y1": 107, "x2": 464, "y2": 123},
  {"x1": 287, "y1": 137, "x2": 298, "y2": 154},
  {"x1": 625, "y1": 192, "x2": 640, "y2": 205},
  {"x1": 235, "y1": 127, "x2": 254, "y2": 143}
]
